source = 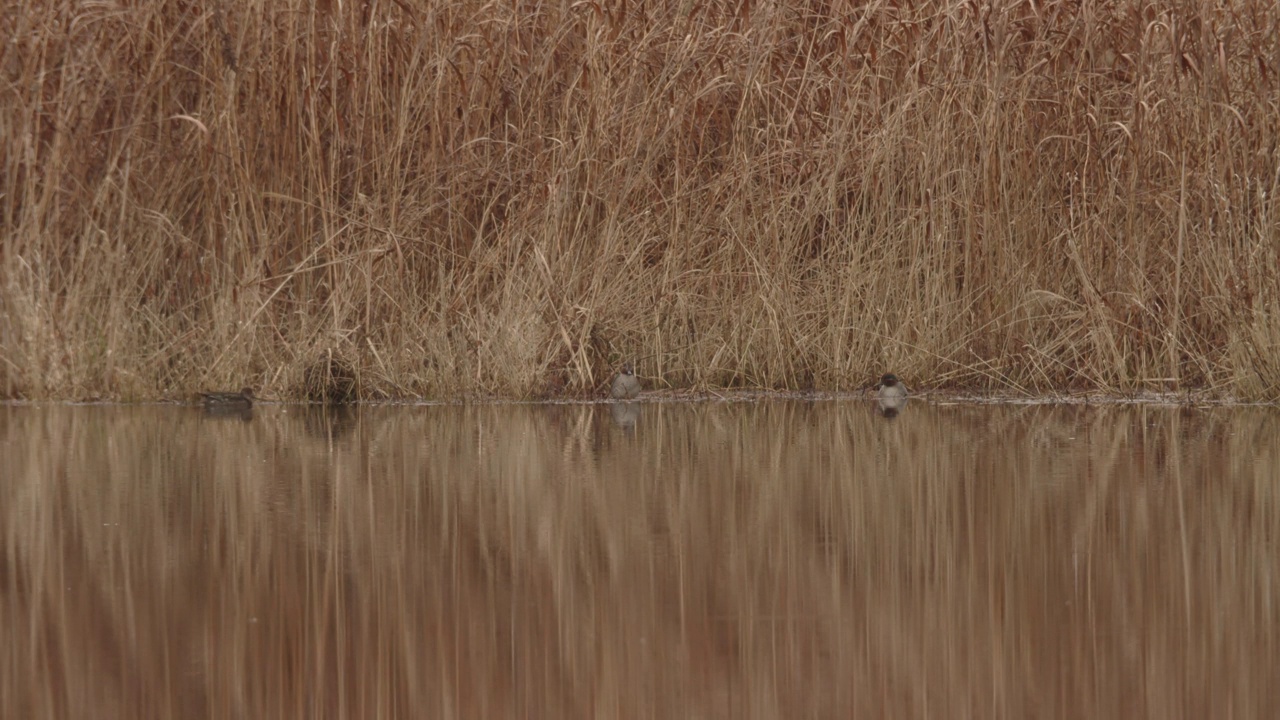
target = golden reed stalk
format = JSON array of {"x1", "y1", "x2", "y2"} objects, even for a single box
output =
[{"x1": 3, "y1": 1, "x2": 1279, "y2": 400}]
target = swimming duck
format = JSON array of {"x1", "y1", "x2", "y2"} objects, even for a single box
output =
[
  {"x1": 876, "y1": 374, "x2": 908, "y2": 401},
  {"x1": 199, "y1": 387, "x2": 255, "y2": 408},
  {"x1": 876, "y1": 374, "x2": 909, "y2": 417},
  {"x1": 610, "y1": 363, "x2": 641, "y2": 400}
]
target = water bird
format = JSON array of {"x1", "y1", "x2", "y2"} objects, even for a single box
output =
[
  {"x1": 610, "y1": 363, "x2": 641, "y2": 400},
  {"x1": 876, "y1": 374, "x2": 908, "y2": 401},
  {"x1": 876, "y1": 374, "x2": 909, "y2": 418},
  {"x1": 198, "y1": 387, "x2": 255, "y2": 408}
]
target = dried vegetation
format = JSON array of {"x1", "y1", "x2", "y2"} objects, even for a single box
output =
[{"x1": 2, "y1": 1, "x2": 1280, "y2": 400}]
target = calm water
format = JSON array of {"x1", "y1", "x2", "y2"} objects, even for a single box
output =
[{"x1": 3, "y1": 399, "x2": 1279, "y2": 718}]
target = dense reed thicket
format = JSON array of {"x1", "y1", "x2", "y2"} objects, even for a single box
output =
[{"x1": 3, "y1": 0, "x2": 1280, "y2": 400}]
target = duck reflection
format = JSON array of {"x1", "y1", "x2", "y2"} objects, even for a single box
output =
[
  {"x1": 200, "y1": 404, "x2": 254, "y2": 422},
  {"x1": 610, "y1": 401, "x2": 640, "y2": 432},
  {"x1": 876, "y1": 401, "x2": 905, "y2": 419}
]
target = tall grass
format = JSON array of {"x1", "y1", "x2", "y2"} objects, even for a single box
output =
[{"x1": 3, "y1": 0, "x2": 1280, "y2": 400}]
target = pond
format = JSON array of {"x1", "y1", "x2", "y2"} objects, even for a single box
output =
[{"x1": 3, "y1": 398, "x2": 1279, "y2": 716}]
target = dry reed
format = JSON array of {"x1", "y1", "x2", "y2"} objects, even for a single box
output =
[{"x1": 3, "y1": 1, "x2": 1280, "y2": 400}]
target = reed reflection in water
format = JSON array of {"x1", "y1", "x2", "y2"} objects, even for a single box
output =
[{"x1": 2, "y1": 400, "x2": 1280, "y2": 717}]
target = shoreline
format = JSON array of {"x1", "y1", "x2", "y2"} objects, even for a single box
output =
[{"x1": 2, "y1": 389, "x2": 1275, "y2": 408}]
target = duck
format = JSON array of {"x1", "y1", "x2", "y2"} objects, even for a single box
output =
[
  {"x1": 876, "y1": 373, "x2": 908, "y2": 401},
  {"x1": 198, "y1": 387, "x2": 255, "y2": 408},
  {"x1": 610, "y1": 363, "x2": 641, "y2": 400},
  {"x1": 876, "y1": 374, "x2": 909, "y2": 417}
]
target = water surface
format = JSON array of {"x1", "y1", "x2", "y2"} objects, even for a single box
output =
[{"x1": 3, "y1": 399, "x2": 1279, "y2": 717}]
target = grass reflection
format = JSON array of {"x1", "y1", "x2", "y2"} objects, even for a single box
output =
[{"x1": 3, "y1": 402, "x2": 1280, "y2": 717}]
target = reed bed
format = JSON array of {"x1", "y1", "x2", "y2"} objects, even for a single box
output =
[{"x1": 3, "y1": 0, "x2": 1280, "y2": 400}]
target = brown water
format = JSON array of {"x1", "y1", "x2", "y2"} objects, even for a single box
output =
[{"x1": 2, "y1": 399, "x2": 1279, "y2": 718}]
